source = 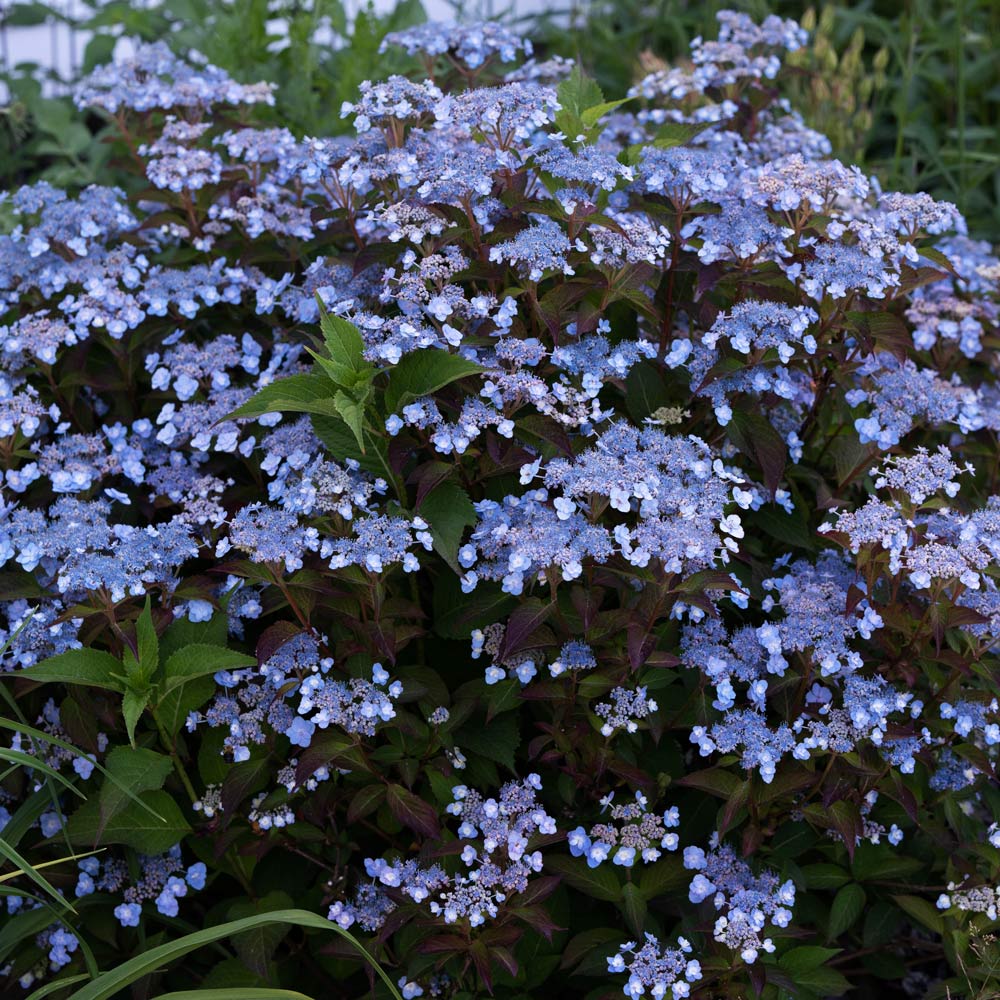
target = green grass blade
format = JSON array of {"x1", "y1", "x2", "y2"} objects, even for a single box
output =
[
  {"x1": 0, "y1": 836, "x2": 75, "y2": 912},
  {"x1": 0, "y1": 848, "x2": 103, "y2": 884},
  {"x1": 26, "y1": 973, "x2": 90, "y2": 1000},
  {"x1": 154, "y1": 991, "x2": 314, "y2": 1000},
  {"x1": 64, "y1": 909, "x2": 403, "y2": 1000},
  {"x1": 0, "y1": 747, "x2": 86, "y2": 797}
]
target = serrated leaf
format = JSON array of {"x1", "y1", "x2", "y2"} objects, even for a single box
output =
[
  {"x1": 652, "y1": 119, "x2": 719, "y2": 148},
  {"x1": 67, "y1": 789, "x2": 190, "y2": 855},
  {"x1": 319, "y1": 308, "x2": 369, "y2": 383},
  {"x1": 893, "y1": 893, "x2": 945, "y2": 934},
  {"x1": 384, "y1": 349, "x2": 483, "y2": 414},
  {"x1": 779, "y1": 946, "x2": 842, "y2": 974},
  {"x1": 619, "y1": 882, "x2": 647, "y2": 936},
  {"x1": 863, "y1": 900, "x2": 902, "y2": 947},
  {"x1": 545, "y1": 855, "x2": 621, "y2": 902},
  {"x1": 802, "y1": 863, "x2": 852, "y2": 890},
  {"x1": 385, "y1": 783, "x2": 440, "y2": 838},
  {"x1": 333, "y1": 388, "x2": 368, "y2": 452},
  {"x1": 792, "y1": 967, "x2": 852, "y2": 996},
  {"x1": 580, "y1": 96, "x2": 632, "y2": 128},
  {"x1": 455, "y1": 713, "x2": 520, "y2": 772},
  {"x1": 347, "y1": 784, "x2": 386, "y2": 824},
  {"x1": 727, "y1": 408, "x2": 787, "y2": 498},
  {"x1": 225, "y1": 374, "x2": 342, "y2": 421},
  {"x1": 560, "y1": 927, "x2": 623, "y2": 972},
  {"x1": 228, "y1": 891, "x2": 295, "y2": 979},
  {"x1": 135, "y1": 596, "x2": 159, "y2": 682},
  {"x1": 676, "y1": 767, "x2": 742, "y2": 799},
  {"x1": 310, "y1": 414, "x2": 403, "y2": 496},
  {"x1": 418, "y1": 480, "x2": 475, "y2": 570},
  {"x1": 156, "y1": 675, "x2": 217, "y2": 738},
  {"x1": 159, "y1": 644, "x2": 258, "y2": 698},
  {"x1": 555, "y1": 65, "x2": 605, "y2": 139},
  {"x1": 221, "y1": 757, "x2": 272, "y2": 815},
  {"x1": 625, "y1": 361, "x2": 671, "y2": 422},
  {"x1": 827, "y1": 882, "x2": 866, "y2": 940},
  {"x1": 160, "y1": 608, "x2": 229, "y2": 659},
  {"x1": 97, "y1": 747, "x2": 172, "y2": 837},
  {"x1": 433, "y1": 576, "x2": 516, "y2": 640},
  {"x1": 19, "y1": 648, "x2": 124, "y2": 693},
  {"x1": 484, "y1": 679, "x2": 521, "y2": 720},
  {"x1": 638, "y1": 856, "x2": 686, "y2": 899},
  {"x1": 121, "y1": 687, "x2": 149, "y2": 748}
]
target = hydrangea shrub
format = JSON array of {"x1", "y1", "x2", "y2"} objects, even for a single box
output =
[{"x1": 2, "y1": 13, "x2": 1000, "y2": 999}]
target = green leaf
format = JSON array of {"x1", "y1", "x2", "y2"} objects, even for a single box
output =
[
  {"x1": 159, "y1": 644, "x2": 257, "y2": 698},
  {"x1": 155, "y1": 675, "x2": 217, "y2": 739},
  {"x1": 851, "y1": 843, "x2": 924, "y2": 882},
  {"x1": 161, "y1": 607, "x2": 228, "y2": 657},
  {"x1": 801, "y1": 863, "x2": 852, "y2": 890},
  {"x1": 638, "y1": 856, "x2": 687, "y2": 899},
  {"x1": 555, "y1": 64, "x2": 605, "y2": 139},
  {"x1": 580, "y1": 97, "x2": 632, "y2": 128},
  {"x1": 827, "y1": 883, "x2": 866, "y2": 940},
  {"x1": 154, "y1": 992, "x2": 313, "y2": 1000},
  {"x1": 19, "y1": 649, "x2": 124, "y2": 693},
  {"x1": 347, "y1": 784, "x2": 386, "y2": 824},
  {"x1": 560, "y1": 928, "x2": 625, "y2": 974},
  {"x1": 333, "y1": 388, "x2": 368, "y2": 452},
  {"x1": 67, "y1": 789, "x2": 190, "y2": 855},
  {"x1": 433, "y1": 575, "x2": 516, "y2": 640},
  {"x1": 62, "y1": 909, "x2": 403, "y2": 1000},
  {"x1": 385, "y1": 783, "x2": 440, "y2": 838},
  {"x1": 135, "y1": 596, "x2": 159, "y2": 682},
  {"x1": 544, "y1": 856, "x2": 621, "y2": 903},
  {"x1": 652, "y1": 120, "x2": 719, "y2": 148},
  {"x1": 228, "y1": 891, "x2": 295, "y2": 979},
  {"x1": 310, "y1": 414, "x2": 403, "y2": 497},
  {"x1": 221, "y1": 757, "x2": 272, "y2": 814},
  {"x1": 97, "y1": 747, "x2": 173, "y2": 836},
  {"x1": 384, "y1": 349, "x2": 483, "y2": 414},
  {"x1": 455, "y1": 713, "x2": 520, "y2": 772},
  {"x1": 121, "y1": 687, "x2": 149, "y2": 748},
  {"x1": 483, "y1": 678, "x2": 521, "y2": 720},
  {"x1": 863, "y1": 900, "x2": 903, "y2": 947},
  {"x1": 792, "y1": 966, "x2": 852, "y2": 996},
  {"x1": 676, "y1": 767, "x2": 742, "y2": 799},
  {"x1": 418, "y1": 481, "x2": 475, "y2": 570},
  {"x1": 727, "y1": 408, "x2": 787, "y2": 498},
  {"x1": 319, "y1": 308, "x2": 370, "y2": 386},
  {"x1": 893, "y1": 893, "x2": 945, "y2": 934},
  {"x1": 624, "y1": 361, "x2": 670, "y2": 422},
  {"x1": 779, "y1": 946, "x2": 841, "y2": 975},
  {"x1": 619, "y1": 882, "x2": 646, "y2": 936},
  {"x1": 224, "y1": 374, "x2": 342, "y2": 421},
  {"x1": 917, "y1": 246, "x2": 960, "y2": 277}
]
